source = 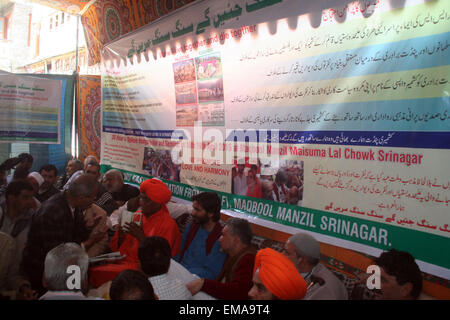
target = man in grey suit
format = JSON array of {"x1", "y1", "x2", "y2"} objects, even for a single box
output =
[{"x1": 283, "y1": 232, "x2": 348, "y2": 300}]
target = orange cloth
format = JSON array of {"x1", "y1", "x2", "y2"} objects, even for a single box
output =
[
  {"x1": 89, "y1": 206, "x2": 181, "y2": 288},
  {"x1": 253, "y1": 248, "x2": 307, "y2": 300},
  {"x1": 140, "y1": 178, "x2": 172, "y2": 204}
]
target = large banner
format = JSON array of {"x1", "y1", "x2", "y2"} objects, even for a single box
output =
[
  {"x1": 0, "y1": 74, "x2": 62, "y2": 144},
  {"x1": 100, "y1": 0, "x2": 450, "y2": 278}
]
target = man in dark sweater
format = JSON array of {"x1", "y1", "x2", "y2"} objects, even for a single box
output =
[{"x1": 36, "y1": 164, "x2": 60, "y2": 203}]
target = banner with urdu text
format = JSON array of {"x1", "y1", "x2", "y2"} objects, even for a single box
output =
[{"x1": 100, "y1": 0, "x2": 450, "y2": 278}]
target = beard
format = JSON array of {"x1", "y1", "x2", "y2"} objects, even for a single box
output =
[{"x1": 192, "y1": 213, "x2": 209, "y2": 225}]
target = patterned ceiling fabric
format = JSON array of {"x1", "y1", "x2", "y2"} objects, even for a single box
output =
[
  {"x1": 77, "y1": 75, "x2": 101, "y2": 162},
  {"x1": 81, "y1": 0, "x2": 197, "y2": 66}
]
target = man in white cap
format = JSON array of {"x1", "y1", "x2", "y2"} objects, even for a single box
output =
[
  {"x1": 283, "y1": 232, "x2": 348, "y2": 300},
  {"x1": 27, "y1": 172, "x2": 45, "y2": 210}
]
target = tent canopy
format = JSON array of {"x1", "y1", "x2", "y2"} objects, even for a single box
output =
[{"x1": 32, "y1": 0, "x2": 197, "y2": 66}]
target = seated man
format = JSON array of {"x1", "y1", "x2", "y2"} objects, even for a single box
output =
[
  {"x1": 0, "y1": 232, "x2": 37, "y2": 300},
  {"x1": 139, "y1": 236, "x2": 192, "y2": 300},
  {"x1": 284, "y1": 232, "x2": 348, "y2": 300},
  {"x1": 176, "y1": 192, "x2": 226, "y2": 280},
  {"x1": 186, "y1": 217, "x2": 256, "y2": 300},
  {"x1": 109, "y1": 270, "x2": 156, "y2": 300},
  {"x1": 39, "y1": 243, "x2": 97, "y2": 300},
  {"x1": 0, "y1": 180, "x2": 36, "y2": 266},
  {"x1": 57, "y1": 159, "x2": 83, "y2": 190},
  {"x1": 26, "y1": 172, "x2": 44, "y2": 210},
  {"x1": 249, "y1": 248, "x2": 307, "y2": 300},
  {"x1": 88, "y1": 178, "x2": 181, "y2": 288},
  {"x1": 102, "y1": 169, "x2": 139, "y2": 207},
  {"x1": 36, "y1": 164, "x2": 60, "y2": 203},
  {"x1": 373, "y1": 249, "x2": 423, "y2": 300},
  {"x1": 83, "y1": 162, "x2": 118, "y2": 216}
]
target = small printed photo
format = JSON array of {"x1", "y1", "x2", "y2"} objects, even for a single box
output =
[
  {"x1": 195, "y1": 53, "x2": 223, "y2": 80},
  {"x1": 198, "y1": 102, "x2": 225, "y2": 126},
  {"x1": 176, "y1": 104, "x2": 198, "y2": 127},
  {"x1": 264, "y1": 160, "x2": 304, "y2": 207},
  {"x1": 173, "y1": 59, "x2": 196, "y2": 84},
  {"x1": 197, "y1": 78, "x2": 224, "y2": 103},
  {"x1": 232, "y1": 158, "x2": 304, "y2": 206},
  {"x1": 142, "y1": 147, "x2": 181, "y2": 182},
  {"x1": 175, "y1": 82, "x2": 198, "y2": 105}
]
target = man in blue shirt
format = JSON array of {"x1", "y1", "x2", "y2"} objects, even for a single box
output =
[{"x1": 176, "y1": 192, "x2": 226, "y2": 279}]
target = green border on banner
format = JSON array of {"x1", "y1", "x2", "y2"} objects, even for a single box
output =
[{"x1": 101, "y1": 164, "x2": 450, "y2": 270}]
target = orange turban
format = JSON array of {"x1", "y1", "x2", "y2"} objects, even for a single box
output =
[
  {"x1": 140, "y1": 178, "x2": 172, "y2": 205},
  {"x1": 254, "y1": 248, "x2": 307, "y2": 300}
]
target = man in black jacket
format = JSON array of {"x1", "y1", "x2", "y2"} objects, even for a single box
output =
[{"x1": 21, "y1": 174, "x2": 102, "y2": 296}]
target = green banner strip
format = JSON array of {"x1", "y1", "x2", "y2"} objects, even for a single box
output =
[{"x1": 101, "y1": 164, "x2": 450, "y2": 270}]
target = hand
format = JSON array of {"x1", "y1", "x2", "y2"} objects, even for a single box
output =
[
  {"x1": 16, "y1": 285, "x2": 38, "y2": 300},
  {"x1": 83, "y1": 224, "x2": 108, "y2": 249},
  {"x1": 123, "y1": 221, "x2": 146, "y2": 242},
  {"x1": 186, "y1": 278, "x2": 204, "y2": 295},
  {"x1": 84, "y1": 204, "x2": 106, "y2": 228},
  {"x1": 0, "y1": 157, "x2": 21, "y2": 171}
]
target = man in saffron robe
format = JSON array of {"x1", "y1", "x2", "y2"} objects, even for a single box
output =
[{"x1": 88, "y1": 178, "x2": 181, "y2": 288}]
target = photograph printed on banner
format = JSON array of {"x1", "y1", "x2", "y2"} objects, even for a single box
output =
[
  {"x1": 142, "y1": 147, "x2": 181, "y2": 182},
  {"x1": 232, "y1": 158, "x2": 304, "y2": 207},
  {"x1": 173, "y1": 59, "x2": 196, "y2": 84},
  {"x1": 195, "y1": 53, "x2": 223, "y2": 80},
  {"x1": 175, "y1": 81, "x2": 198, "y2": 105},
  {"x1": 198, "y1": 102, "x2": 225, "y2": 126},
  {"x1": 197, "y1": 78, "x2": 224, "y2": 103},
  {"x1": 176, "y1": 104, "x2": 198, "y2": 126}
]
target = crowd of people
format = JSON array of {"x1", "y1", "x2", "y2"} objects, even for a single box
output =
[
  {"x1": 142, "y1": 148, "x2": 181, "y2": 182},
  {"x1": 232, "y1": 160, "x2": 304, "y2": 206},
  {"x1": 0, "y1": 153, "x2": 428, "y2": 300}
]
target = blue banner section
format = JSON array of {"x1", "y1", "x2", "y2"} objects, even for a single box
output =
[
  {"x1": 226, "y1": 130, "x2": 450, "y2": 149},
  {"x1": 104, "y1": 125, "x2": 450, "y2": 149},
  {"x1": 265, "y1": 32, "x2": 450, "y2": 84},
  {"x1": 103, "y1": 126, "x2": 188, "y2": 139},
  {"x1": 0, "y1": 131, "x2": 57, "y2": 139}
]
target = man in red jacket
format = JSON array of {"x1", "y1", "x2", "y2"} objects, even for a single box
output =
[{"x1": 186, "y1": 217, "x2": 256, "y2": 299}]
